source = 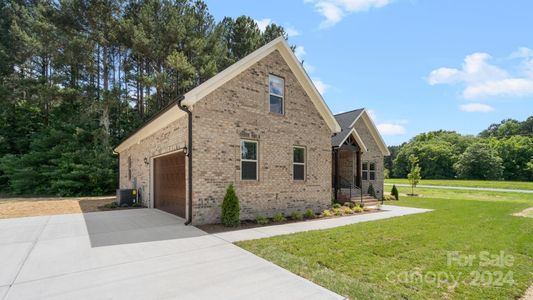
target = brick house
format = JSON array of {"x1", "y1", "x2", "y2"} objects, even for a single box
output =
[{"x1": 114, "y1": 37, "x2": 389, "y2": 225}]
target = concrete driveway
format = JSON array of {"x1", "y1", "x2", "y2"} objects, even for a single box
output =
[{"x1": 0, "y1": 209, "x2": 342, "y2": 300}]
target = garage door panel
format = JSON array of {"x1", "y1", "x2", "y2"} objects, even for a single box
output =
[{"x1": 154, "y1": 152, "x2": 186, "y2": 218}]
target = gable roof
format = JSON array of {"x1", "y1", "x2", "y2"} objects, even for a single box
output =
[
  {"x1": 115, "y1": 37, "x2": 341, "y2": 153},
  {"x1": 332, "y1": 108, "x2": 390, "y2": 156}
]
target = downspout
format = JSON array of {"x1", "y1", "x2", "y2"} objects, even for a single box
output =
[{"x1": 176, "y1": 96, "x2": 193, "y2": 225}]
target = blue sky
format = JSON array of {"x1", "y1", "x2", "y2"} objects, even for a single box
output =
[{"x1": 205, "y1": 0, "x2": 533, "y2": 145}]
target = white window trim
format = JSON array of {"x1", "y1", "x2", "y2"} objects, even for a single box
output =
[
  {"x1": 293, "y1": 146, "x2": 306, "y2": 181},
  {"x1": 269, "y1": 74, "x2": 284, "y2": 114},
  {"x1": 241, "y1": 140, "x2": 258, "y2": 181}
]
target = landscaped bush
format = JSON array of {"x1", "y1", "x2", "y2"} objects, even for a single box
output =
[
  {"x1": 342, "y1": 206, "x2": 353, "y2": 214},
  {"x1": 320, "y1": 209, "x2": 332, "y2": 217},
  {"x1": 291, "y1": 211, "x2": 303, "y2": 221},
  {"x1": 391, "y1": 184, "x2": 399, "y2": 200},
  {"x1": 255, "y1": 215, "x2": 269, "y2": 225},
  {"x1": 383, "y1": 195, "x2": 395, "y2": 201},
  {"x1": 304, "y1": 209, "x2": 316, "y2": 219},
  {"x1": 221, "y1": 184, "x2": 240, "y2": 227},
  {"x1": 120, "y1": 203, "x2": 129, "y2": 208},
  {"x1": 368, "y1": 183, "x2": 376, "y2": 198},
  {"x1": 332, "y1": 203, "x2": 341, "y2": 209},
  {"x1": 353, "y1": 205, "x2": 363, "y2": 213},
  {"x1": 273, "y1": 212, "x2": 286, "y2": 223},
  {"x1": 332, "y1": 208, "x2": 343, "y2": 216},
  {"x1": 344, "y1": 202, "x2": 355, "y2": 208}
]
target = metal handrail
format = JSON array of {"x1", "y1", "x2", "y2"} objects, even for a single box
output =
[{"x1": 338, "y1": 177, "x2": 363, "y2": 204}]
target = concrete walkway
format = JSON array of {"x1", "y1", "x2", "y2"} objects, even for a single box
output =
[
  {"x1": 214, "y1": 205, "x2": 431, "y2": 242},
  {"x1": 0, "y1": 205, "x2": 430, "y2": 300},
  {"x1": 385, "y1": 183, "x2": 533, "y2": 194}
]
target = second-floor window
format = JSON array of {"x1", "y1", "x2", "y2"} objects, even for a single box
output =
[
  {"x1": 269, "y1": 75, "x2": 284, "y2": 114},
  {"x1": 362, "y1": 162, "x2": 376, "y2": 181}
]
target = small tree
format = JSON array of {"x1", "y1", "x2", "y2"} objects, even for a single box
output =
[
  {"x1": 407, "y1": 155, "x2": 421, "y2": 195},
  {"x1": 221, "y1": 184, "x2": 240, "y2": 227},
  {"x1": 391, "y1": 184, "x2": 399, "y2": 200},
  {"x1": 367, "y1": 183, "x2": 376, "y2": 198}
]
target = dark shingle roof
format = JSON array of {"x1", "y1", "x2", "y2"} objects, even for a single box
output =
[{"x1": 331, "y1": 108, "x2": 365, "y2": 146}]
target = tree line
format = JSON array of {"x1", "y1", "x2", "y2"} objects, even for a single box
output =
[
  {"x1": 0, "y1": 0, "x2": 290, "y2": 196},
  {"x1": 386, "y1": 117, "x2": 533, "y2": 181}
]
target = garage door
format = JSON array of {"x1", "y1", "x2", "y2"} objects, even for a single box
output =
[{"x1": 154, "y1": 152, "x2": 186, "y2": 218}]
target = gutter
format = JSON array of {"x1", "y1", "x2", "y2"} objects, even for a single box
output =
[{"x1": 176, "y1": 96, "x2": 193, "y2": 225}]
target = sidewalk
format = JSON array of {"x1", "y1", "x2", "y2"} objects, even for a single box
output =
[
  {"x1": 213, "y1": 205, "x2": 432, "y2": 243},
  {"x1": 385, "y1": 183, "x2": 533, "y2": 194}
]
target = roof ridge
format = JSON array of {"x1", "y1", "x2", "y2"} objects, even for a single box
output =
[{"x1": 334, "y1": 107, "x2": 365, "y2": 116}]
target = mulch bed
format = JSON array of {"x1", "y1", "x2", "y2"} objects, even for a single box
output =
[{"x1": 197, "y1": 209, "x2": 382, "y2": 234}]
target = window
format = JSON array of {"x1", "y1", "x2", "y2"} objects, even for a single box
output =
[
  {"x1": 293, "y1": 147, "x2": 305, "y2": 180},
  {"x1": 241, "y1": 140, "x2": 258, "y2": 180},
  {"x1": 269, "y1": 75, "x2": 284, "y2": 114},
  {"x1": 362, "y1": 162, "x2": 376, "y2": 181},
  {"x1": 128, "y1": 156, "x2": 132, "y2": 180}
]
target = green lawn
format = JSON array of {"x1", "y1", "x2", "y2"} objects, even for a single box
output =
[
  {"x1": 385, "y1": 178, "x2": 533, "y2": 190},
  {"x1": 237, "y1": 186, "x2": 533, "y2": 299}
]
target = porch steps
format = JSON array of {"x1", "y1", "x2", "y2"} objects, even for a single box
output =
[{"x1": 349, "y1": 194, "x2": 380, "y2": 207}]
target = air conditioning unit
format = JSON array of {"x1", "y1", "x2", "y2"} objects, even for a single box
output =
[{"x1": 116, "y1": 189, "x2": 138, "y2": 206}]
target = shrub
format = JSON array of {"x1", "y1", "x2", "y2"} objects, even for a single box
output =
[
  {"x1": 132, "y1": 202, "x2": 143, "y2": 207},
  {"x1": 353, "y1": 205, "x2": 363, "y2": 213},
  {"x1": 273, "y1": 212, "x2": 286, "y2": 223},
  {"x1": 333, "y1": 208, "x2": 343, "y2": 216},
  {"x1": 391, "y1": 184, "x2": 399, "y2": 200},
  {"x1": 120, "y1": 203, "x2": 129, "y2": 208},
  {"x1": 368, "y1": 184, "x2": 376, "y2": 198},
  {"x1": 255, "y1": 215, "x2": 269, "y2": 225},
  {"x1": 342, "y1": 206, "x2": 353, "y2": 214},
  {"x1": 332, "y1": 203, "x2": 341, "y2": 209},
  {"x1": 291, "y1": 211, "x2": 303, "y2": 221},
  {"x1": 383, "y1": 195, "x2": 395, "y2": 201},
  {"x1": 344, "y1": 202, "x2": 355, "y2": 208},
  {"x1": 221, "y1": 184, "x2": 240, "y2": 227},
  {"x1": 304, "y1": 209, "x2": 316, "y2": 219},
  {"x1": 320, "y1": 209, "x2": 332, "y2": 217}
]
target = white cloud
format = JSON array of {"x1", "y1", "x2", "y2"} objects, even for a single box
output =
[
  {"x1": 428, "y1": 49, "x2": 533, "y2": 99},
  {"x1": 510, "y1": 47, "x2": 533, "y2": 59},
  {"x1": 294, "y1": 46, "x2": 306, "y2": 61},
  {"x1": 312, "y1": 78, "x2": 330, "y2": 94},
  {"x1": 254, "y1": 18, "x2": 271, "y2": 32},
  {"x1": 377, "y1": 123, "x2": 406, "y2": 136},
  {"x1": 306, "y1": 0, "x2": 391, "y2": 27},
  {"x1": 459, "y1": 103, "x2": 494, "y2": 113},
  {"x1": 285, "y1": 26, "x2": 300, "y2": 37}
]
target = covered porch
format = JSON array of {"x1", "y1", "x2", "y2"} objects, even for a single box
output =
[{"x1": 332, "y1": 128, "x2": 368, "y2": 203}]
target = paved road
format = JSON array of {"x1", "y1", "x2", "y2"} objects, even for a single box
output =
[
  {"x1": 385, "y1": 183, "x2": 533, "y2": 194},
  {"x1": 0, "y1": 206, "x2": 430, "y2": 300}
]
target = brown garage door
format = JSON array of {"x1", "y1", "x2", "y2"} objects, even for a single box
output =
[{"x1": 154, "y1": 152, "x2": 186, "y2": 218}]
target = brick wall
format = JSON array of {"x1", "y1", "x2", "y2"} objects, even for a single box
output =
[{"x1": 190, "y1": 50, "x2": 332, "y2": 224}]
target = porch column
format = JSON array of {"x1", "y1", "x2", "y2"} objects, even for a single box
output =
[
  {"x1": 356, "y1": 150, "x2": 362, "y2": 188},
  {"x1": 334, "y1": 148, "x2": 339, "y2": 200}
]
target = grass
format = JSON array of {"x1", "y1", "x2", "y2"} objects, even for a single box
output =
[
  {"x1": 385, "y1": 178, "x2": 533, "y2": 190},
  {"x1": 237, "y1": 186, "x2": 533, "y2": 299}
]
